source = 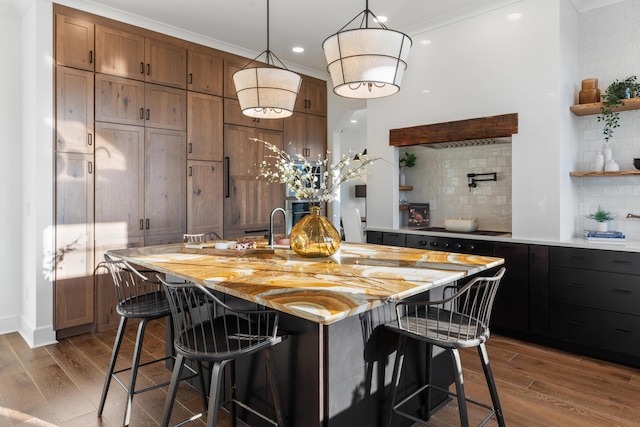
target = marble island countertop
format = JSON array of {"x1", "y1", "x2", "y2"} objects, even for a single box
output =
[{"x1": 109, "y1": 242, "x2": 504, "y2": 325}]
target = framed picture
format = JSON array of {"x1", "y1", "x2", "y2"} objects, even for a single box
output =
[{"x1": 409, "y1": 203, "x2": 430, "y2": 228}]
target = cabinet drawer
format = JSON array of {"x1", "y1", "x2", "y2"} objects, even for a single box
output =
[
  {"x1": 550, "y1": 246, "x2": 640, "y2": 275},
  {"x1": 550, "y1": 302, "x2": 640, "y2": 357},
  {"x1": 366, "y1": 231, "x2": 382, "y2": 245},
  {"x1": 382, "y1": 232, "x2": 405, "y2": 247},
  {"x1": 550, "y1": 266, "x2": 640, "y2": 315}
]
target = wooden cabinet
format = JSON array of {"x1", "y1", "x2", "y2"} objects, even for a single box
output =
[
  {"x1": 188, "y1": 92, "x2": 223, "y2": 161},
  {"x1": 56, "y1": 66, "x2": 94, "y2": 153},
  {"x1": 549, "y1": 247, "x2": 640, "y2": 362},
  {"x1": 96, "y1": 25, "x2": 187, "y2": 89},
  {"x1": 223, "y1": 124, "x2": 285, "y2": 238},
  {"x1": 491, "y1": 243, "x2": 549, "y2": 336},
  {"x1": 54, "y1": 152, "x2": 94, "y2": 332},
  {"x1": 283, "y1": 113, "x2": 327, "y2": 159},
  {"x1": 55, "y1": 14, "x2": 94, "y2": 71},
  {"x1": 223, "y1": 56, "x2": 253, "y2": 99},
  {"x1": 94, "y1": 123, "x2": 186, "y2": 248},
  {"x1": 224, "y1": 98, "x2": 284, "y2": 131},
  {"x1": 187, "y1": 160, "x2": 224, "y2": 237},
  {"x1": 294, "y1": 77, "x2": 327, "y2": 116},
  {"x1": 188, "y1": 49, "x2": 223, "y2": 96},
  {"x1": 95, "y1": 74, "x2": 186, "y2": 130}
]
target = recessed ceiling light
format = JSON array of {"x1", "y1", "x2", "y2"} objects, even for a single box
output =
[
  {"x1": 374, "y1": 16, "x2": 388, "y2": 23},
  {"x1": 419, "y1": 39, "x2": 432, "y2": 46},
  {"x1": 507, "y1": 13, "x2": 522, "y2": 21},
  {"x1": 292, "y1": 46, "x2": 304, "y2": 53},
  {"x1": 350, "y1": 119, "x2": 358, "y2": 123},
  {"x1": 421, "y1": 89, "x2": 430, "y2": 94}
]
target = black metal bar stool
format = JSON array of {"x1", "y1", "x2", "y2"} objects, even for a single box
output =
[
  {"x1": 385, "y1": 267, "x2": 506, "y2": 427},
  {"x1": 97, "y1": 254, "x2": 193, "y2": 426},
  {"x1": 159, "y1": 277, "x2": 287, "y2": 427}
]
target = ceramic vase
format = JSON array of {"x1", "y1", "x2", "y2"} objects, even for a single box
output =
[
  {"x1": 596, "y1": 221, "x2": 608, "y2": 232},
  {"x1": 290, "y1": 206, "x2": 341, "y2": 257}
]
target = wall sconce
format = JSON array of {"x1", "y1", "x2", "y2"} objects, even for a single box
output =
[{"x1": 467, "y1": 172, "x2": 497, "y2": 190}]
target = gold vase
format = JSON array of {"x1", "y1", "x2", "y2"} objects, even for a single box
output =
[{"x1": 290, "y1": 206, "x2": 341, "y2": 257}]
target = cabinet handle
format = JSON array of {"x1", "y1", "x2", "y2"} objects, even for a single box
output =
[
  {"x1": 189, "y1": 73, "x2": 193, "y2": 84},
  {"x1": 88, "y1": 161, "x2": 93, "y2": 174},
  {"x1": 568, "y1": 320, "x2": 585, "y2": 326},
  {"x1": 307, "y1": 99, "x2": 311, "y2": 109},
  {"x1": 224, "y1": 156, "x2": 230, "y2": 198},
  {"x1": 245, "y1": 228, "x2": 268, "y2": 234},
  {"x1": 140, "y1": 62, "x2": 144, "y2": 74},
  {"x1": 89, "y1": 50, "x2": 93, "y2": 64},
  {"x1": 146, "y1": 109, "x2": 150, "y2": 121},
  {"x1": 139, "y1": 219, "x2": 144, "y2": 230},
  {"x1": 612, "y1": 259, "x2": 631, "y2": 264},
  {"x1": 140, "y1": 108, "x2": 144, "y2": 119},
  {"x1": 188, "y1": 166, "x2": 193, "y2": 177},
  {"x1": 87, "y1": 133, "x2": 93, "y2": 146},
  {"x1": 147, "y1": 63, "x2": 151, "y2": 76},
  {"x1": 612, "y1": 328, "x2": 632, "y2": 335},
  {"x1": 567, "y1": 282, "x2": 585, "y2": 288},
  {"x1": 613, "y1": 289, "x2": 632, "y2": 294},
  {"x1": 188, "y1": 143, "x2": 193, "y2": 154},
  {"x1": 146, "y1": 219, "x2": 150, "y2": 230}
]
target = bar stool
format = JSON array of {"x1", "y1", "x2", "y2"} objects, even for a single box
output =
[
  {"x1": 385, "y1": 267, "x2": 506, "y2": 427},
  {"x1": 98, "y1": 254, "x2": 188, "y2": 426},
  {"x1": 159, "y1": 277, "x2": 287, "y2": 427},
  {"x1": 183, "y1": 232, "x2": 221, "y2": 243}
]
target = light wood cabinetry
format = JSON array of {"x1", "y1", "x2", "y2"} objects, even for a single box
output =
[
  {"x1": 223, "y1": 56, "x2": 253, "y2": 99},
  {"x1": 187, "y1": 160, "x2": 224, "y2": 237},
  {"x1": 54, "y1": 152, "x2": 94, "y2": 332},
  {"x1": 283, "y1": 113, "x2": 327, "y2": 158},
  {"x1": 96, "y1": 25, "x2": 187, "y2": 89},
  {"x1": 188, "y1": 49, "x2": 223, "y2": 96},
  {"x1": 223, "y1": 98, "x2": 284, "y2": 131},
  {"x1": 223, "y1": 124, "x2": 285, "y2": 238},
  {"x1": 55, "y1": 14, "x2": 94, "y2": 71},
  {"x1": 188, "y1": 92, "x2": 223, "y2": 161},
  {"x1": 95, "y1": 74, "x2": 186, "y2": 130},
  {"x1": 56, "y1": 66, "x2": 94, "y2": 153},
  {"x1": 294, "y1": 77, "x2": 327, "y2": 116}
]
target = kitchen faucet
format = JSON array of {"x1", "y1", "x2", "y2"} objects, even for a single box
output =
[{"x1": 269, "y1": 207, "x2": 286, "y2": 246}]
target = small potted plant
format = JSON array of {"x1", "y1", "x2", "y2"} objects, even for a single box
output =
[
  {"x1": 586, "y1": 205, "x2": 616, "y2": 232},
  {"x1": 598, "y1": 75, "x2": 640, "y2": 143},
  {"x1": 399, "y1": 152, "x2": 417, "y2": 186}
]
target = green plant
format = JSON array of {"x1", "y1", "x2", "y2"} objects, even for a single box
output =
[
  {"x1": 597, "y1": 75, "x2": 640, "y2": 142},
  {"x1": 399, "y1": 152, "x2": 417, "y2": 172},
  {"x1": 586, "y1": 205, "x2": 616, "y2": 222}
]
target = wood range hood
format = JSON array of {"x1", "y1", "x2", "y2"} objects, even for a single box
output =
[{"x1": 389, "y1": 113, "x2": 518, "y2": 149}]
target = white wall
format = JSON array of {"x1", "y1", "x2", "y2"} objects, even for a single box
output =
[
  {"x1": 366, "y1": 0, "x2": 575, "y2": 241},
  {"x1": 0, "y1": 4, "x2": 23, "y2": 334}
]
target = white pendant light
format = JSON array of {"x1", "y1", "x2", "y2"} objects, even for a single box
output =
[
  {"x1": 233, "y1": 0, "x2": 302, "y2": 119},
  {"x1": 323, "y1": 0, "x2": 412, "y2": 99}
]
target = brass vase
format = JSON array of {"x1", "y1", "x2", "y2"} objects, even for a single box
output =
[{"x1": 290, "y1": 206, "x2": 341, "y2": 257}]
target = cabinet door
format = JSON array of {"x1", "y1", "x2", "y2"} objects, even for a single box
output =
[
  {"x1": 96, "y1": 25, "x2": 145, "y2": 80},
  {"x1": 94, "y1": 123, "x2": 145, "y2": 246},
  {"x1": 529, "y1": 245, "x2": 549, "y2": 336},
  {"x1": 187, "y1": 160, "x2": 223, "y2": 237},
  {"x1": 95, "y1": 74, "x2": 145, "y2": 126},
  {"x1": 144, "y1": 128, "x2": 187, "y2": 244},
  {"x1": 283, "y1": 113, "x2": 306, "y2": 158},
  {"x1": 56, "y1": 66, "x2": 94, "y2": 153},
  {"x1": 56, "y1": 14, "x2": 94, "y2": 71},
  {"x1": 188, "y1": 49, "x2": 223, "y2": 96},
  {"x1": 55, "y1": 152, "x2": 94, "y2": 330},
  {"x1": 145, "y1": 37, "x2": 187, "y2": 89},
  {"x1": 306, "y1": 114, "x2": 327, "y2": 158},
  {"x1": 145, "y1": 84, "x2": 187, "y2": 131},
  {"x1": 224, "y1": 56, "x2": 250, "y2": 99},
  {"x1": 224, "y1": 98, "x2": 284, "y2": 131},
  {"x1": 491, "y1": 242, "x2": 529, "y2": 332},
  {"x1": 294, "y1": 77, "x2": 327, "y2": 116},
  {"x1": 223, "y1": 125, "x2": 284, "y2": 237},
  {"x1": 188, "y1": 92, "x2": 223, "y2": 161}
]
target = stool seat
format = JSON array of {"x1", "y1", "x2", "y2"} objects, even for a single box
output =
[{"x1": 385, "y1": 267, "x2": 506, "y2": 427}]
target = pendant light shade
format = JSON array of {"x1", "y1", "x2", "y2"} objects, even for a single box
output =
[
  {"x1": 233, "y1": 0, "x2": 302, "y2": 119},
  {"x1": 323, "y1": 2, "x2": 412, "y2": 99}
]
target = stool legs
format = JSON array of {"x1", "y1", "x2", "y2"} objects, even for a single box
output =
[
  {"x1": 98, "y1": 316, "x2": 128, "y2": 417},
  {"x1": 478, "y1": 343, "x2": 505, "y2": 427},
  {"x1": 448, "y1": 348, "x2": 469, "y2": 427},
  {"x1": 161, "y1": 353, "x2": 185, "y2": 427},
  {"x1": 386, "y1": 335, "x2": 407, "y2": 427},
  {"x1": 123, "y1": 318, "x2": 149, "y2": 426}
]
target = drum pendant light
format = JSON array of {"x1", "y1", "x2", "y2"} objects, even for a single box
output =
[
  {"x1": 322, "y1": 0, "x2": 412, "y2": 99},
  {"x1": 233, "y1": 0, "x2": 302, "y2": 119}
]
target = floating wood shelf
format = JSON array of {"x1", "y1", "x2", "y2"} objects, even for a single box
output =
[
  {"x1": 569, "y1": 98, "x2": 640, "y2": 116},
  {"x1": 399, "y1": 205, "x2": 409, "y2": 211},
  {"x1": 399, "y1": 186, "x2": 413, "y2": 191},
  {"x1": 570, "y1": 170, "x2": 640, "y2": 177}
]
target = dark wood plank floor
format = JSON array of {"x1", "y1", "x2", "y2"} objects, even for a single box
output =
[{"x1": 1, "y1": 321, "x2": 639, "y2": 426}]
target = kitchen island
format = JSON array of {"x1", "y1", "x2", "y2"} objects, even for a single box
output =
[{"x1": 109, "y1": 242, "x2": 504, "y2": 426}]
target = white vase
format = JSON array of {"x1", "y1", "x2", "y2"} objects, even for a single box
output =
[
  {"x1": 596, "y1": 221, "x2": 608, "y2": 232},
  {"x1": 399, "y1": 171, "x2": 406, "y2": 186}
]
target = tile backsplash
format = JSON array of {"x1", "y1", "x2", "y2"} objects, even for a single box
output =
[{"x1": 403, "y1": 144, "x2": 512, "y2": 232}]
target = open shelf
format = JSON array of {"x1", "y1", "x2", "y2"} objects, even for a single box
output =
[
  {"x1": 399, "y1": 205, "x2": 409, "y2": 211},
  {"x1": 569, "y1": 98, "x2": 640, "y2": 116},
  {"x1": 399, "y1": 185, "x2": 413, "y2": 191},
  {"x1": 570, "y1": 170, "x2": 640, "y2": 177}
]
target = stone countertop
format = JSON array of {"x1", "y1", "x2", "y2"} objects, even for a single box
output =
[
  {"x1": 368, "y1": 227, "x2": 640, "y2": 253},
  {"x1": 109, "y1": 242, "x2": 504, "y2": 325}
]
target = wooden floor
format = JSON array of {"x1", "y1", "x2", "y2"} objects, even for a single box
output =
[{"x1": 1, "y1": 321, "x2": 640, "y2": 426}]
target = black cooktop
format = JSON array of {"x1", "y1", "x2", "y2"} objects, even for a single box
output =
[{"x1": 414, "y1": 227, "x2": 508, "y2": 237}]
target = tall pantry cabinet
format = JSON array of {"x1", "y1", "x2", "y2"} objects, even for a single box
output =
[{"x1": 53, "y1": 5, "x2": 326, "y2": 336}]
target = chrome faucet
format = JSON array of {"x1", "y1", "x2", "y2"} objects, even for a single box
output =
[{"x1": 269, "y1": 207, "x2": 286, "y2": 246}]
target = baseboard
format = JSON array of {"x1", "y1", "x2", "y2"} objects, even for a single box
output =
[
  {"x1": 0, "y1": 314, "x2": 20, "y2": 336},
  {"x1": 18, "y1": 317, "x2": 57, "y2": 348}
]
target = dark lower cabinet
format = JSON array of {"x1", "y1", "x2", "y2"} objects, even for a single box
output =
[{"x1": 491, "y1": 242, "x2": 549, "y2": 336}]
